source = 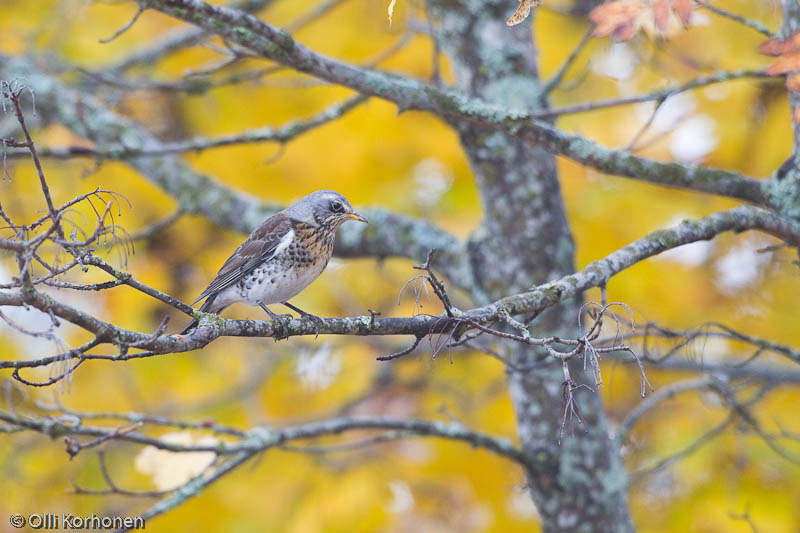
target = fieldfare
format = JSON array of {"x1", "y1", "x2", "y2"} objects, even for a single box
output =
[{"x1": 181, "y1": 190, "x2": 367, "y2": 334}]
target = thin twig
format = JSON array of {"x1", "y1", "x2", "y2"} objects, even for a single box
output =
[
  {"x1": 376, "y1": 335, "x2": 424, "y2": 361},
  {"x1": 696, "y1": 0, "x2": 777, "y2": 39},
  {"x1": 99, "y1": 6, "x2": 146, "y2": 44},
  {"x1": 533, "y1": 70, "x2": 773, "y2": 119},
  {"x1": 541, "y1": 27, "x2": 593, "y2": 96}
]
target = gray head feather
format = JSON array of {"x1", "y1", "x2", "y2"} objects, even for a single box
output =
[{"x1": 283, "y1": 190, "x2": 354, "y2": 226}]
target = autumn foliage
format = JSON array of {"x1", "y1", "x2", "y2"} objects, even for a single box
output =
[
  {"x1": 2, "y1": 1, "x2": 800, "y2": 532},
  {"x1": 589, "y1": 0, "x2": 692, "y2": 40}
]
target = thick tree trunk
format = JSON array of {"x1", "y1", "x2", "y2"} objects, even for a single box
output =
[
  {"x1": 426, "y1": 2, "x2": 634, "y2": 531},
  {"x1": 773, "y1": 1, "x2": 800, "y2": 220},
  {"x1": 782, "y1": 0, "x2": 800, "y2": 151}
]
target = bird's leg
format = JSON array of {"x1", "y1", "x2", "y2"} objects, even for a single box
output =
[
  {"x1": 258, "y1": 302, "x2": 292, "y2": 340},
  {"x1": 282, "y1": 301, "x2": 324, "y2": 339}
]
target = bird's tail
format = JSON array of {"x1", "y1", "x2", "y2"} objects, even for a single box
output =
[{"x1": 180, "y1": 295, "x2": 227, "y2": 335}]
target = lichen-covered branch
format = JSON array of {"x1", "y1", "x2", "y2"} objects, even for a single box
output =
[
  {"x1": 1, "y1": 405, "x2": 545, "y2": 524},
  {"x1": 134, "y1": 0, "x2": 773, "y2": 209},
  {"x1": 0, "y1": 409, "x2": 542, "y2": 473},
  {"x1": 0, "y1": 57, "x2": 466, "y2": 282},
  {"x1": 8, "y1": 95, "x2": 366, "y2": 158},
  {"x1": 107, "y1": 0, "x2": 277, "y2": 72},
  {"x1": 481, "y1": 205, "x2": 800, "y2": 319},
  {"x1": 3, "y1": 191, "x2": 795, "y2": 395},
  {"x1": 2, "y1": 205, "x2": 796, "y2": 359}
]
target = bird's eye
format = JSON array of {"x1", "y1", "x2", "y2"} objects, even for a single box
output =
[{"x1": 330, "y1": 200, "x2": 344, "y2": 213}]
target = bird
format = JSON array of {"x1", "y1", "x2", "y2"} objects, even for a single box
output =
[{"x1": 180, "y1": 190, "x2": 367, "y2": 334}]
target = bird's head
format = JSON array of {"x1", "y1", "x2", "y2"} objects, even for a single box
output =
[{"x1": 285, "y1": 190, "x2": 368, "y2": 228}]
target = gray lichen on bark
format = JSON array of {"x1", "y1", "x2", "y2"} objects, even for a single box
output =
[
  {"x1": 6, "y1": 1, "x2": 800, "y2": 530},
  {"x1": 426, "y1": 1, "x2": 633, "y2": 531},
  {"x1": 0, "y1": 55, "x2": 465, "y2": 278},
  {"x1": 768, "y1": 0, "x2": 800, "y2": 220}
]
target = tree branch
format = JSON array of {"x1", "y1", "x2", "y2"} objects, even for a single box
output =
[
  {"x1": 482, "y1": 205, "x2": 800, "y2": 320},
  {"x1": 135, "y1": 451, "x2": 253, "y2": 526},
  {"x1": 0, "y1": 410, "x2": 542, "y2": 473},
  {"x1": 534, "y1": 69, "x2": 774, "y2": 119},
  {"x1": 15, "y1": 94, "x2": 367, "y2": 158},
  {"x1": 697, "y1": 1, "x2": 777, "y2": 39},
  {"x1": 107, "y1": 0, "x2": 278, "y2": 72},
  {"x1": 1, "y1": 205, "x2": 795, "y2": 370},
  {"x1": 616, "y1": 376, "x2": 714, "y2": 444},
  {"x1": 133, "y1": 0, "x2": 772, "y2": 208},
  {"x1": 0, "y1": 56, "x2": 466, "y2": 283}
]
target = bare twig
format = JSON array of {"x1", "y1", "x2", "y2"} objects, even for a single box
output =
[
  {"x1": 65, "y1": 423, "x2": 144, "y2": 459},
  {"x1": 376, "y1": 335, "x2": 424, "y2": 361},
  {"x1": 696, "y1": 1, "x2": 777, "y2": 39},
  {"x1": 729, "y1": 504, "x2": 761, "y2": 533},
  {"x1": 617, "y1": 376, "x2": 713, "y2": 444},
  {"x1": 541, "y1": 27, "x2": 593, "y2": 96},
  {"x1": 6, "y1": 84, "x2": 63, "y2": 241},
  {"x1": 72, "y1": 451, "x2": 171, "y2": 498},
  {"x1": 99, "y1": 6, "x2": 146, "y2": 44},
  {"x1": 104, "y1": 2, "x2": 772, "y2": 207},
  {"x1": 534, "y1": 70, "x2": 774, "y2": 119}
]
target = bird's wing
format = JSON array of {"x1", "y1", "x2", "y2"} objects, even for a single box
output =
[{"x1": 192, "y1": 213, "x2": 295, "y2": 304}]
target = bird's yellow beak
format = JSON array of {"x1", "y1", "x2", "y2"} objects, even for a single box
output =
[{"x1": 348, "y1": 212, "x2": 368, "y2": 223}]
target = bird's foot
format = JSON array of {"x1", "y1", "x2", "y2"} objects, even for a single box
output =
[
  {"x1": 272, "y1": 315, "x2": 293, "y2": 341},
  {"x1": 283, "y1": 302, "x2": 324, "y2": 339},
  {"x1": 304, "y1": 313, "x2": 324, "y2": 339},
  {"x1": 259, "y1": 303, "x2": 293, "y2": 340}
]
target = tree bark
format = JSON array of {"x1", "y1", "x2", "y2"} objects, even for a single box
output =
[
  {"x1": 782, "y1": 0, "x2": 800, "y2": 153},
  {"x1": 772, "y1": 1, "x2": 800, "y2": 220},
  {"x1": 426, "y1": 2, "x2": 633, "y2": 531}
]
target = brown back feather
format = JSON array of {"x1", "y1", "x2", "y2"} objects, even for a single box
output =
[{"x1": 192, "y1": 213, "x2": 294, "y2": 304}]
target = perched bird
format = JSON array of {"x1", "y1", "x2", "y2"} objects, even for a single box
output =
[{"x1": 181, "y1": 190, "x2": 367, "y2": 334}]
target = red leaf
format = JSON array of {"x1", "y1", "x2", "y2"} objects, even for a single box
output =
[
  {"x1": 759, "y1": 32, "x2": 800, "y2": 56},
  {"x1": 589, "y1": 1, "x2": 646, "y2": 41},
  {"x1": 766, "y1": 51, "x2": 800, "y2": 76},
  {"x1": 672, "y1": 0, "x2": 692, "y2": 26},
  {"x1": 653, "y1": 0, "x2": 670, "y2": 32},
  {"x1": 590, "y1": 0, "x2": 692, "y2": 41}
]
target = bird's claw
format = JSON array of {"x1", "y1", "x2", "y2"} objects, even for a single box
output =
[
  {"x1": 271, "y1": 314, "x2": 293, "y2": 341},
  {"x1": 301, "y1": 313, "x2": 324, "y2": 339},
  {"x1": 291, "y1": 310, "x2": 323, "y2": 338},
  {"x1": 282, "y1": 302, "x2": 324, "y2": 338},
  {"x1": 259, "y1": 302, "x2": 293, "y2": 340}
]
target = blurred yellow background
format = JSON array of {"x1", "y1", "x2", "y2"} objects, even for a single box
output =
[{"x1": 1, "y1": 1, "x2": 799, "y2": 531}]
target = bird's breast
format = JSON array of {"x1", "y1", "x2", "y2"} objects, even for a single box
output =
[{"x1": 235, "y1": 228, "x2": 335, "y2": 305}]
